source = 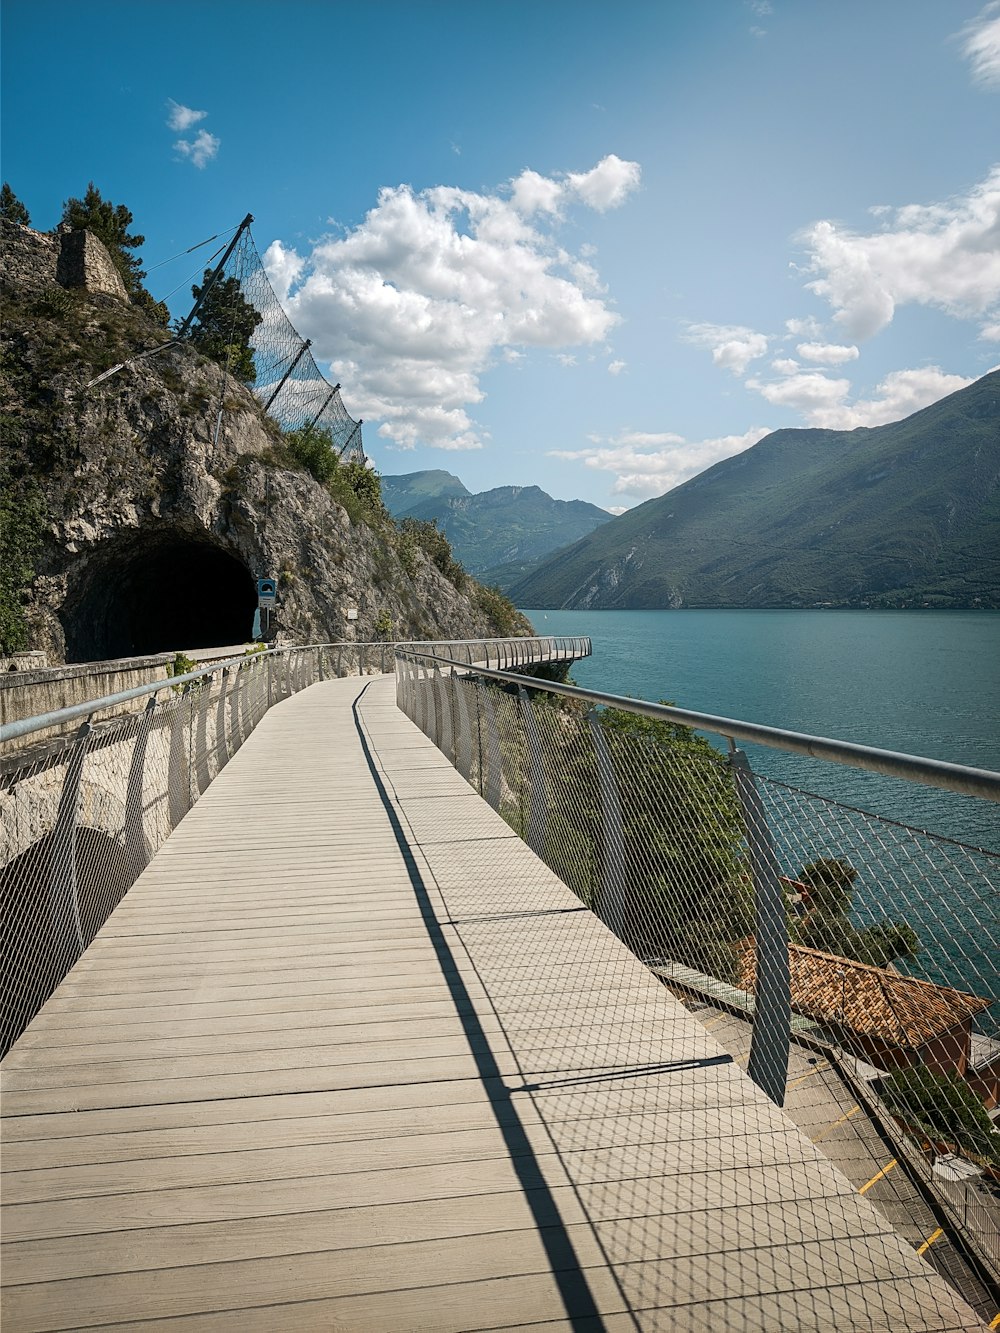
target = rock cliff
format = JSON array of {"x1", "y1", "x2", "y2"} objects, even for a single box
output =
[{"x1": 0, "y1": 219, "x2": 530, "y2": 662}]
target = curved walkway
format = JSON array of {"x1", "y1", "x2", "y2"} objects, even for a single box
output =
[{"x1": 1, "y1": 677, "x2": 986, "y2": 1330}]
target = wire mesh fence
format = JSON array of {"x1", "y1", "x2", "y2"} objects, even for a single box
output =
[
  {"x1": 181, "y1": 222, "x2": 365, "y2": 459},
  {"x1": 0, "y1": 638, "x2": 588, "y2": 1057},
  {"x1": 395, "y1": 652, "x2": 1000, "y2": 1310}
]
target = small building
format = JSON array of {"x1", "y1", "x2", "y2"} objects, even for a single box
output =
[{"x1": 738, "y1": 942, "x2": 994, "y2": 1093}]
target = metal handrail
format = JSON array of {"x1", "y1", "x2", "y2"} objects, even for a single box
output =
[
  {"x1": 399, "y1": 650, "x2": 1000, "y2": 804},
  {"x1": 0, "y1": 637, "x2": 591, "y2": 746}
]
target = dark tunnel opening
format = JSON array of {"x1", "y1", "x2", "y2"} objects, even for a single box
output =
[{"x1": 62, "y1": 530, "x2": 257, "y2": 662}]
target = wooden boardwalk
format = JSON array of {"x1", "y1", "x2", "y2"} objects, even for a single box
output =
[{"x1": 1, "y1": 677, "x2": 987, "y2": 1331}]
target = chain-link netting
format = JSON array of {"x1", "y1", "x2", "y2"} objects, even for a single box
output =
[
  {"x1": 394, "y1": 655, "x2": 1000, "y2": 1321},
  {"x1": 182, "y1": 224, "x2": 365, "y2": 460}
]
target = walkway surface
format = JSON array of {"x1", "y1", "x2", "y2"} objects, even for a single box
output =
[{"x1": 0, "y1": 677, "x2": 987, "y2": 1331}]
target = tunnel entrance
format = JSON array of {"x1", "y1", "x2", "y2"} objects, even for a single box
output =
[{"x1": 62, "y1": 529, "x2": 257, "y2": 662}]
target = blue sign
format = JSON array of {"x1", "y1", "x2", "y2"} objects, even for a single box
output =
[{"x1": 257, "y1": 577, "x2": 278, "y2": 608}]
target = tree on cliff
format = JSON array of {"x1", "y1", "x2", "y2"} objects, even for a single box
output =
[
  {"x1": 60, "y1": 183, "x2": 168, "y2": 324},
  {"x1": 1, "y1": 184, "x2": 30, "y2": 225},
  {"x1": 186, "y1": 270, "x2": 262, "y2": 384},
  {"x1": 793, "y1": 857, "x2": 919, "y2": 967}
]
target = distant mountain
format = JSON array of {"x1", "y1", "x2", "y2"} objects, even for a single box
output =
[
  {"x1": 381, "y1": 472, "x2": 612, "y2": 589},
  {"x1": 381, "y1": 470, "x2": 471, "y2": 513},
  {"x1": 511, "y1": 370, "x2": 1000, "y2": 610}
]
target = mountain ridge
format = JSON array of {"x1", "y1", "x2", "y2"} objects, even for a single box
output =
[
  {"x1": 511, "y1": 371, "x2": 1000, "y2": 610},
  {"x1": 382, "y1": 471, "x2": 611, "y2": 588}
]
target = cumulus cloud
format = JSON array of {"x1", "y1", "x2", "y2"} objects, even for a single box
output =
[
  {"x1": 796, "y1": 341, "x2": 859, "y2": 364},
  {"x1": 550, "y1": 425, "x2": 770, "y2": 498},
  {"x1": 608, "y1": 359, "x2": 626, "y2": 375},
  {"x1": 800, "y1": 167, "x2": 1000, "y2": 339},
  {"x1": 746, "y1": 370, "x2": 851, "y2": 414},
  {"x1": 166, "y1": 99, "x2": 207, "y2": 131},
  {"x1": 565, "y1": 155, "x2": 642, "y2": 211},
  {"x1": 959, "y1": 2, "x2": 1000, "y2": 88},
  {"x1": 981, "y1": 322, "x2": 1000, "y2": 340},
  {"x1": 806, "y1": 367, "x2": 975, "y2": 429},
  {"x1": 265, "y1": 157, "x2": 639, "y2": 450},
  {"x1": 744, "y1": 364, "x2": 973, "y2": 430},
  {"x1": 174, "y1": 128, "x2": 220, "y2": 169},
  {"x1": 685, "y1": 322, "x2": 769, "y2": 374}
]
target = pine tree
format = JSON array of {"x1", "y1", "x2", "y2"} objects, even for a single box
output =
[
  {"x1": 1, "y1": 183, "x2": 30, "y2": 225},
  {"x1": 60, "y1": 183, "x2": 168, "y2": 323},
  {"x1": 186, "y1": 270, "x2": 262, "y2": 383}
]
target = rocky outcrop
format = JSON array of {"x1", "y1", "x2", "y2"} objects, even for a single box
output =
[
  {"x1": 1, "y1": 220, "x2": 531, "y2": 663},
  {"x1": 55, "y1": 225, "x2": 129, "y2": 301}
]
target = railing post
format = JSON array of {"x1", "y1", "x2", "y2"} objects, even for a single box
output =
[
  {"x1": 48, "y1": 720, "x2": 90, "y2": 970},
  {"x1": 588, "y1": 711, "x2": 629, "y2": 939},
  {"x1": 123, "y1": 696, "x2": 157, "y2": 877},
  {"x1": 483, "y1": 686, "x2": 503, "y2": 811},
  {"x1": 729, "y1": 745, "x2": 792, "y2": 1107},
  {"x1": 317, "y1": 647, "x2": 325, "y2": 683},
  {"x1": 168, "y1": 692, "x2": 192, "y2": 828},
  {"x1": 453, "y1": 673, "x2": 473, "y2": 781},
  {"x1": 517, "y1": 686, "x2": 547, "y2": 858}
]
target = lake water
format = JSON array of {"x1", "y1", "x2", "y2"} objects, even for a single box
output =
[
  {"x1": 520, "y1": 608, "x2": 999, "y2": 1004},
  {"x1": 521, "y1": 609, "x2": 1000, "y2": 853}
]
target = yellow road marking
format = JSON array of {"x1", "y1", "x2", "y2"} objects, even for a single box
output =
[
  {"x1": 988, "y1": 1312, "x2": 1000, "y2": 1329},
  {"x1": 811, "y1": 1104, "x2": 861, "y2": 1143},
  {"x1": 859, "y1": 1159, "x2": 898, "y2": 1195},
  {"x1": 786, "y1": 1060, "x2": 830, "y2": 1090},
  {"x1": 915, "y1": 1227, "x2": 943, "y2": 1256},
  {"x1": 702, "y1": 1015, "x2": 729, "y2": 1030}
]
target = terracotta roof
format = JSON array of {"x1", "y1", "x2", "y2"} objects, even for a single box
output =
[{"x1": 738, "y1": 942, "x2": 992, "y2": 1048}]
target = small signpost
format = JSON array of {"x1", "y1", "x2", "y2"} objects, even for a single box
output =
[{"x1": 256, "y1": 577, "x2": 278, "y2": 641}]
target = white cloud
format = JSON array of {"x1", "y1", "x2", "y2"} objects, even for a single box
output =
[
  {"x1": 745, "y1": 364, "x2": 974, "y2": 429},
  {"x1": 800, "y1": 167, "x2": 1000, "y2": 339},
  {"x1": 685, "y1": 321, "x2": 769, "y2": 374},
  {"x1": 959, "y1": 3, "x2": 1000, "y2": 88},
  {"x1": 785, "y1": 316, "x2": 822, "y2": 337},
  {"x1": 565, "y1": 155, "x2": 642, "y2": 211},
  {"x1": 265, "y1": 158, "x2": 639, "y2": 450},
  {"x1": 746, "y1": 371, "x2": 851, "y2": 414},
  {"x1": 771, "y1": 358, "x2": 801, "y2": 375},
  {"x1": 806, "y1": 367, "x2": 975, "y2": 429},
  {"x1": 175, "y1": 129, "x2": 220, "y2": 169},
  {"x1": 796, "y1": 341, "x2": 859, "y2": 365},
  {"x1": 608, "y1": 359, "x2": 626, "y2": 375},
  {"x1": 551, "y1": 425, "x2": 770, "y2": 498},
  {"x1": 166, "y1": 99, "x2": 207, "y2": 131},
  {"x1": 556, "y1": 353, "x2": 577, "y2": 368},
  {"x1": 510, "y1": 169, "x2": 563, "y2": 217},
  {"x1": 981, "y1": 322, "x2": 1000, "y2": 340}
]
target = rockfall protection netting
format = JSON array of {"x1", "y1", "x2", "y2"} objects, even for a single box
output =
[
  {"x1": 181, "y1": 222, "x2": 365, "y2": 461},
  {"x1": 394, "y1": 654, "x2": 1000, "y2": 1324}
]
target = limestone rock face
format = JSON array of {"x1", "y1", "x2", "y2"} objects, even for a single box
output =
[{"x1": 1, "y1": 219, "x2": 531, "y2": 663}]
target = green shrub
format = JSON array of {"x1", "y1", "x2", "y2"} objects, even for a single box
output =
[
  {"x1": 397, "y1": 517, "x2": 466, "y2": 585},
  {"x1": 879, "y1": 1064, "x2": 999, "y2": 1167}
]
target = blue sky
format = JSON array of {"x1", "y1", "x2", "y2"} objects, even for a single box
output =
[{"x1": 3, "y1": 0, "x2": 999, "y2": 510}]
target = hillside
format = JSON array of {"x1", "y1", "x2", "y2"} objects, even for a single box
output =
[
  {"x1": 512, "y1": 371, "x2": 1000, "y2": 610},
  {"x1": 383, "y1": 472, "x2": 611, "y2": 588},
  {"x1": 0, "y1": 219, "x2": 530, "y2": 661}
]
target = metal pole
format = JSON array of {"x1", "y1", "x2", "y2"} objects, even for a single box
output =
[
  {"x1": 729, "y1": 745, "x2": 792, "y2": 1107},
  {"x1": 176, "y1": 213, "x2": 254, "y2": 337},
  {"x1": 518, "y1": 687, "x2": 548, "y2": 858},
  {"x1": 48, "y1": 721, "x2": 90, "y2": 969},
  {"x1": 306, "y1": 384, "x2": 340, "y2": 432},
  {"x1": 262, "y1": 339, "x2": 312, "y2": 412}
]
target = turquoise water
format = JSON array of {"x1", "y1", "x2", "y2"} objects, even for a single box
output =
[{"x1": 522, "y1": 609, "x2": 1000, "y2": 853}]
